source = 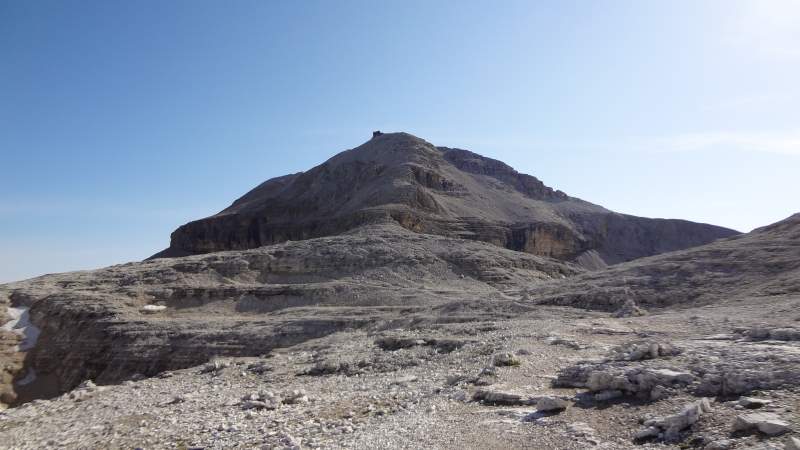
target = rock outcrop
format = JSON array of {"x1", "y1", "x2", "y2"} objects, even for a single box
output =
[
  {"x1": 151, "y1": 132, "x2": 737, "y2": 268},
  {"x1": 635, "y1": 399, "x2": 712, "y2": 442}
]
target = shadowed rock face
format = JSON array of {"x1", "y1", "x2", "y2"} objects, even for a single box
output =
[{"x1": 150, "y1": 132, "x2": 738, "y2": 267}]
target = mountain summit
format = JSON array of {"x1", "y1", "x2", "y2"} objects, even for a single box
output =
[{"x1": 151, "y1": 132, "x2": 737, "y2": 267}]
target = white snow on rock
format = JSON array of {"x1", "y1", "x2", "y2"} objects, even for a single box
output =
[{"x1": 2, "y1": 306, "x2": 41, "y2": 352}]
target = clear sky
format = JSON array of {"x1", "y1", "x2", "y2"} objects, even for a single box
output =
[{"x1": 2, "y1": 0, "x2": 799, "y2": 283}]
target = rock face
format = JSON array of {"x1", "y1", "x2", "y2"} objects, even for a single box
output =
[{"x1": 150, "y1": 132, "x2": 737, "y2": 268}]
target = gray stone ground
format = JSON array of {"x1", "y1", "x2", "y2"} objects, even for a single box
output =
[{"x1": 1, "y1": 300, "x2": 799, "y2": 449}]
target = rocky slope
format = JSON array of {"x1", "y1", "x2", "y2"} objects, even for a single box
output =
[
  {"x1": 525, "y1": 212, "x2": 800, "y2": 312},
  {"x1": 151, "y1": 132, "x2": 738, "y2": 268},
  {"x1": 0, "y1": 224, "x2": 580, "y2": 408}
]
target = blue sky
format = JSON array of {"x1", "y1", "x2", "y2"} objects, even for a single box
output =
[{"x1": 2, "y1": 0, "x2": 799, "y2": 282}]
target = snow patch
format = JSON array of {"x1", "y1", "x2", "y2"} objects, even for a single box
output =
[{"x1": 2, "y1": 306, "x2": 41, "y2": 352}]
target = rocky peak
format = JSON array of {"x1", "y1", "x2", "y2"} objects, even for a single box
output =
[{"x1": 151, "y1": 132, "x2": 738, "y2": 266}]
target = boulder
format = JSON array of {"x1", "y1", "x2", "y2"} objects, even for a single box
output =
[
  {"x1": 637, "y1": 399, "x2": 711, "y2": 442},
  {"x1": 738, "y1": 396, "x2": 772, "y2": 409},
  {"x1": 472, "y1": 389, "x2": 534, "y2": 406},
  {"x1": 491, "y1": 352, "x2": 521, "y2": 367},
  {"x1": 581, "y1": 366, "x2": 693, "y2": 399},
  {"x1": 200, "y1": 360, "x2": 230, "y2": 374},
  {"x1": 66, "y1": 379, "x2": 104, "y2": 402},
  {"x1": 610, "y1": 341, "x2": 679, "y2": 361},
  {"x1": 634, "y1": 426, "x2": 660, "y2": 440},
  {"x1": 746, "y1": 326, "x2": 800, "y2": 341},
  {"x1": 613, "y1": 299, "x2": 648, "y2": 318},
  {"x1": 241, "y1": 391, "x2": 282, "y2": 410},
  {"x1": 536, "y1": 396, "x2": 570, "y2": 412},
  {"x1": 732, "y1": 412, "x2": 790, "y2": 436},
  {"x1": 546, "y1": 336, "x2": 583, "y2": 350},
  {"x1": 283, "y1": 389, "x2": 309, "y2": 405}
]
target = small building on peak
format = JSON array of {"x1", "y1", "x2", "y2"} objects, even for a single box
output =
[{"x1": 372, "y1": 130, "x2": 383, "y2": 138}]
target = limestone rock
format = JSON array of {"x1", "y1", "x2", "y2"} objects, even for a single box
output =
[
  {"x1": 491, "y1": 352, "x2": 521, "y2": 367},
  {"x1": 746, "y1": 326, "x2": 800, "y2": 341},
  {"x1": 536, "y1": 396, "x2": 569, "y2": 412},
  {"x1": 546, "y1": 336, "x2": 583, "y2": 350},
  {"x1": 283, "y1": 389, "x2": 309, "y2": 405},
  {"x1": 637, "y1": 399, "x2": 711, "y2": 442},
  {"x1": 634, "y1": 426, "x2": 660, "y2": 440},
  {"x1": 567, "y1": 364, "x2": 694, "y2": 400},
  {"x1": 732, "y1": 412, "x2": 790, "y2": 436},
  {"x1": 241, "y1": 391, "x2": 282, "y2": 410},
  {"x1": 200, "y1": 360, "x2": 230, "y2": 374},
  {"x1": 612, "y1": 299, "x2": 648, "y2": 318},
  {"x1": 66, "y1": 380, "x2": 104, "y2": 402},
  {"x1": 472, "y1": 389, "x2": 535, "y2": 406},
  {"x1": 609, "y1": 341, "x2": 679, "y2": 361},
  {"x1": 739, "y1": 396, "x2": 772, "y2": 409}
]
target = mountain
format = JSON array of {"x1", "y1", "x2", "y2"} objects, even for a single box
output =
[
  {"x1": 151, "y1": 132, "x2": 738, "y2": 268},
  {"x1": 0, "y1": 123, "x2": 797, "y2": 449}
]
